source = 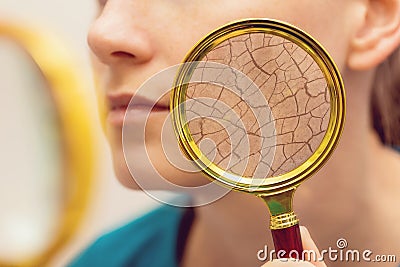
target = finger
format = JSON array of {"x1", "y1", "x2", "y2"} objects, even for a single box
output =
[
  {"x1": 300, "y1": 226, "x2": 327, "y2": 267},
  {"x1": 261, "y1": 258, "x2": 315, "y2": 267}
]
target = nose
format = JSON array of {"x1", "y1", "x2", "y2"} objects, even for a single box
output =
[{"x1": 87, "y1": 3, "x2": 155, "y2": 66}]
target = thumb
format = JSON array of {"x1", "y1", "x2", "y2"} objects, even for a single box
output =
[{"x1": 300, "y1": 226, "x2": 327, "y2": 267}]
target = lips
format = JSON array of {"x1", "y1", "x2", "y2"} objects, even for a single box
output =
[{"x1": 106, "y1": 92, "x2": 169, "y2": 126}]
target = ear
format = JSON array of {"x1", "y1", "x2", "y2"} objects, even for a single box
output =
[{"x1": 348, "y1": 0, "x2": 400, "y2": 70}]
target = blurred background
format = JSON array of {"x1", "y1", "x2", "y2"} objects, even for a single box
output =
[{"x1": 0, "y1": 1, "x2": 158, "y2": 266}]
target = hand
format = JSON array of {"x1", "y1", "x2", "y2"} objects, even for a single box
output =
[{"x1": 261, "y1": 227, "x2": 327, "y2": 267}]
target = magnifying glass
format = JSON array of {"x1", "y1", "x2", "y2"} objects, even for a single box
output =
[
  {"x1": 0, "y1": 22, "x2": 96, "y2": 266},
  {"x1": 171, "y1": 19, "x2": 345, "y2": 258}
]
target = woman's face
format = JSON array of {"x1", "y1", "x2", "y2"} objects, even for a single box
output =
[{"x1": 88, "y1": 0, "x2": 358, "y2": 189}]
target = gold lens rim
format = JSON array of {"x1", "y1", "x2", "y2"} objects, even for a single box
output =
[{"x1": 171, "y1": 19, "x2": 345, "y2": 195}]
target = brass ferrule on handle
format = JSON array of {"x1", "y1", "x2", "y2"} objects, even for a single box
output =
[{"x1": 270, "y1": 211, "x2": 299, "y2": 230}]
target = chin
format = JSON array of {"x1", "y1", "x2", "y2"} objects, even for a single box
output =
[
  {"x1": 106, "y1": 116, "x2": 211, "y2": 190},
  {"x1": 112, "y1": 151, "x2": 143, "y2": 190},
  {"x1": 111, "y1": 145, "x2": 211, "y2": 192}
]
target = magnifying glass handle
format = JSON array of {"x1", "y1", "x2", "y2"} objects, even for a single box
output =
[
  {"x1": 271, "y1": 223, "x2": 303, "y2": 259},
  {"x1": 263, "y1": 192, "x2": 304, "y2": 258}
]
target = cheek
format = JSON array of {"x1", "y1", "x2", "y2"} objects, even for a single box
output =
[
  {"x1": 163, "y1": 0, "x2": 350, "y2": 72},
  {"x1": 280, "y1": 2, "x2": 351, "y2": 71}
]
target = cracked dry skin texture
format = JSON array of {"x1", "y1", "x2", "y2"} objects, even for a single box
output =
[{"x1": 186, "y1": 33, "x2": 330, "y2": 179}]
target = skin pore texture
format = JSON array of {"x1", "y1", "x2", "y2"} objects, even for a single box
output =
[
  {"x1": 88, "y1": 1, "x2": 400, "y2": 266},
  {"x1": 186, "y1": 33, "x2": 330, "y2": 178}
]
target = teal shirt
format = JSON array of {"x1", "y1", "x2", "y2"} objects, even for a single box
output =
[
  {"x1": 69, "y1": 203, "x2": 194, "y2": 267},
  {"x1": 70, "y1": 146, "x2": 400, "y2": 267}
]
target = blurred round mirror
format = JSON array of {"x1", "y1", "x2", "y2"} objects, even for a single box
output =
[{"x1": 0, "y1": 23, "x2": 95, "y2": 266}]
